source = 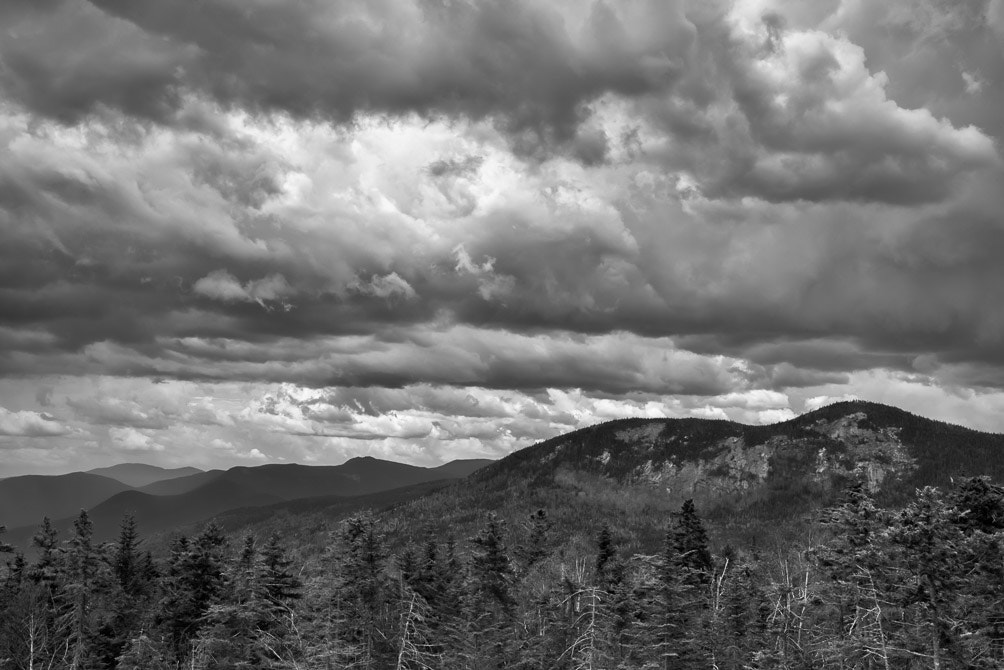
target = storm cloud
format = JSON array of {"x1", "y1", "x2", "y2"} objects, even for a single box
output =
[{"x1": 1, "y1": 0, "x2": 1003, "y2": 474}]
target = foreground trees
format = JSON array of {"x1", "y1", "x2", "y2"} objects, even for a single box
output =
[{"x1": 1, "y1": 479, "x2": 1003, "y2": 669}]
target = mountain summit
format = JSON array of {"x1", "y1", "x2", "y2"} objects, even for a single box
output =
[{"x1": 365, "y1": 400, "x2": 1004, "y2": 552}]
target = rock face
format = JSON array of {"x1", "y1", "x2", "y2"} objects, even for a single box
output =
[
  {"x1": 490, "y1": 400, "x2": 997, "y2": 520},
  {"x1": 614, "y1": 411, "x2": 916, "y2": 511}
]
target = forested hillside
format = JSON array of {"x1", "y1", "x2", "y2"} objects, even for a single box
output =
[{"x1": 2, "y1": 478, "x2": 1004, "y2": 669}]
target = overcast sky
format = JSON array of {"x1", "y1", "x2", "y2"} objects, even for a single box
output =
[{"x1": 2, "y1": 0, "x2": 1004, "y2": 476}]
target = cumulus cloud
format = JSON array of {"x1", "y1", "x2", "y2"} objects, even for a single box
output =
[
  {"x1": 349, "y1": 273, "x2": 417, "y2": 301},
  {"x1": 0, "y1": 407, "x2": 71, "y2": 437},
  {"x1": 193, "y1": 270, "x2": 293, "y2": 308},
  {"x1": 109, "y1": 426, "x2": 164, "y2": 452}
]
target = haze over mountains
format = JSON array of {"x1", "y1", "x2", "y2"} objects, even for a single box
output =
[
  {"x1": 85, "y1": 463, "x2": 204, "y2": 488},
  {"x1": 1, "y1": 457, "x2": 492, "y2": 548}
]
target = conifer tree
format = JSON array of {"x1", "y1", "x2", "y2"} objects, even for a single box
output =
[
  {"x1": 157, "y1": 525, "x2": 228, "y2": 665},
  {"x1": 460, "y1": 513, "x2": 517, "y2": 669},
  {"x1": 673, "y1": 500, "x2": 712, "y2": 578},
  {"x1": 197, "y1": 534, "x2": 267, "y2": 669},
  {"x1": 115, "y1": 634, "x2": 171, "y2": 670},
  {"x1": 111, "y1": 515, "x2": 144, "y2": 597},
  {"x1": 30, "y1": 517, "x2": 61, "y2": 588},
  {"x1": 594, "y1": 524, "x2": 618, "y2": 591},
  {"x1": 259, "y1": 533, "x2": 302, "y2": 609},
  {"x1": 311, "y1": 514, "x2": 394, "y2": 669},
  {"x1": 60, "y1": 510, "x2": 101, "y2": 670},
  {"x1": 515, "y1": 509, "x2": 551, "y2": 572}
]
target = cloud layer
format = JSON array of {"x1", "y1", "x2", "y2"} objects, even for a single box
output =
[{"x1": 1, "y1": 0, "x2": 1003, "y2": 474}]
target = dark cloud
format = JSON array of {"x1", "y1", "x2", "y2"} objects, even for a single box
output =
[
  {"x1": 2, "y1": 0, "x2": 1004, "y2": 475},
  {"x1": 0, "y1": 0, "x2": 700, "y2": 158},
  {"x1": 426, "y1": 155, "x2": 484, "y2": 178},
  {"x1": 0, "y1": 0, "x2": 187, "y2": 124}
]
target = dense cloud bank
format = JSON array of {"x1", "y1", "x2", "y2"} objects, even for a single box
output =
[{"x1": 1, "y1": 0, "x2": 1004, "y2": 473}]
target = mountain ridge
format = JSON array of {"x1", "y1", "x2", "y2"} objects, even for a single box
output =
[
  {"x1": 3, "y1": 457, "x2": 493, "y2": 549},
  {"x1": 86, "y1": 463, "x2": 204, "y2": 488}
]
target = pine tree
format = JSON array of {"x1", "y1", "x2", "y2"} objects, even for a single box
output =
[
  {"x1": 197, "y1": 533, "x2": 265, "y2": 669},
  {"x1": 459, "y1": 513, "x2": 517, "y2": 669},
  {"x1": 111, "y1": 515, "x2": 144, "y2": 597},
  {"x1": 30, "y1": 517, "x2": 60, "y2": 588},
  {"x1": 628, "y1": 502, "x2": 713, "y2": 670},
  {"x1": 515, "y1": 509, "x2": 551, "y2": 572},
  {"x1": 60, "y1": 510, "x2": 101, "y2": 670},
  {"x1": 259, "y1": 533, "x2": 302, "y2": 608},
  {"x1": 115, "y1": 634, "x2": 171, "y2": 670},
  {"x1": 157, "y1": 525, "x2": 228, "y2": 665},
  {"x1": 312, "y1": 514, "x2": 394, "y2": 669},
  {"x1": 673, "y1": 500, "x2": 712, "y2": 578},
  {"x1": 594, "y1": 524, "x2": 618, "y2": 591}
]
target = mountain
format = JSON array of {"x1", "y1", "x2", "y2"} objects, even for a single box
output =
[
  {"x1": 138, "y1": 457, "x2": 491, "y2": 499},
  {"x1": 140, "y1": 479, "x2": 459, "y2": 555},
  {"x1": 0, "y1": 473, "x2": 133, "y2": 530},
  {"x1": 427, "y1": 458, "x2": 495, "y2": 478},
  {"x1": 4, "y1": 479, "x2": 284, "y2": 547},
  {"x1": 215, "y1": 400, "x2": 1004, "y2": 560},
  {"x1": 4, "y1": 457, "x2": 492, "y2": 549},
  {"x1": 86, "y1": 463, "x2": 204, "y2": 487}
]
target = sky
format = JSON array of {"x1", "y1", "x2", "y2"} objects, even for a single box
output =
[{"x1": 3, "y1": 0, "x2": 1004, "y2": 476}]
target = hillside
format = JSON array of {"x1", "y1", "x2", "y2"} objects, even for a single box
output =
[
  {"x1": 86, "y1": 463, "x2": 203, "y2": 487},
  {"x1": 0, "y1": 473, "x2": 133, "y2": 530},
  {"x1": 216, "y1": 401, "x2": 1004, "y2": 560},
  {"x1": 138, "y1": 457, "x2": 491, "y2": 498},
  {"x1": 5, "y1": 479, "x2": 284, "y2": 547},
  {"x1": 4, "y1": 458, "x2": 492, "y2": 550}
]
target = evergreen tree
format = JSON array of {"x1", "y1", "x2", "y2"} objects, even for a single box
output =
[
  {"x1": 30, "y1": 517, "x2": 61, "y2": 588},
  {"x1": 111, "y1": 515, "x2": 145, "y2": 597},
  {"x1": 115, "y1": 634, "x2": 171, "y2": 670},
  {"x1": 310, "y1": 514, "x2": 394, "y2": 669},
  {"x1": 157, "y1": 525, "x2": 228, "y2": 665},
  {"x1": 515, "y1": 509, "x2": 551, "y2": 572},
  {"x1": 197, "y1": 534, "x2": 266, "y2": 669},
  {"x1": 460, "y1": 513, "x2": 517, "y2": 669},
  {"x1": 259, "y1": 533, "x2": 302, "y2": 608},
  {"x1": 673, "y1": 500, "x2": 713, "y2": 578},
  {"x1": 60, "y1": 510, "x2": 101, "y2": 670},
  {"x1": 594, "y1": 524, "x2": 618, "y2": 591}
]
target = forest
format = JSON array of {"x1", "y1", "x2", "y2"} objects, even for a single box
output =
[{"x1": 1, "y1": 477, "x2": 1003, "y2": 670}]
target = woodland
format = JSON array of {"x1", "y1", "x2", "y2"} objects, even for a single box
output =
[{"x1": 1, "y1": 476, "x2": 1003, "y2": 670}]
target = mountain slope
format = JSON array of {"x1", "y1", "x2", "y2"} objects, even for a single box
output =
[
  {"x1": 86, "y1": 463, "x2": 203, "y2": 487},
  {"x1": 4, "y1": 457, "x2": 492, "y2": 549},
  {"x1": 138, "y1": 457, "x2": 490, "y2": 499},
  {"x1": 5, "y1": 479, "x2": 284, "y2": 547},
  {"x1": 428, "y1": 458, "x2": 495, "y2": 478},
  {"x1": 243, "y1": 400, "x2": 1004, "y2": 559},
  {"x1": 0, "y1": 473, "x2": 133, "y2": 529}
]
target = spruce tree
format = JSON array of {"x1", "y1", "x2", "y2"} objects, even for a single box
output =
[
  {"x1": 515, "y1": 509, "x2": 551, "y2": 572},
  {"x1": 31, "y1": 517, "x2": 60, "y2": 588},
  {"x1": 60, "y1": 510, "x2": 100, "y2": 670},
  {"x1": 115, "y1": 634, "x2": 171, "y2": 670},
  {"x1": 461, "y1": 513, "x2": 517, "y2": 669}
]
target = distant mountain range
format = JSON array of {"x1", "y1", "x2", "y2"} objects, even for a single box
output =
[
  {"x1": 86, "y1": 463, "x2": 204, "y2": 488},
  {"x1": 7, "y1": 400, "x2": 1004, "y2": 559},
  {"x1": 0, "y1": 473, "x2": 133, "y2": 529},
  {"x1": 1, "y1": 458, "x2": 492, "y2": 548}
]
